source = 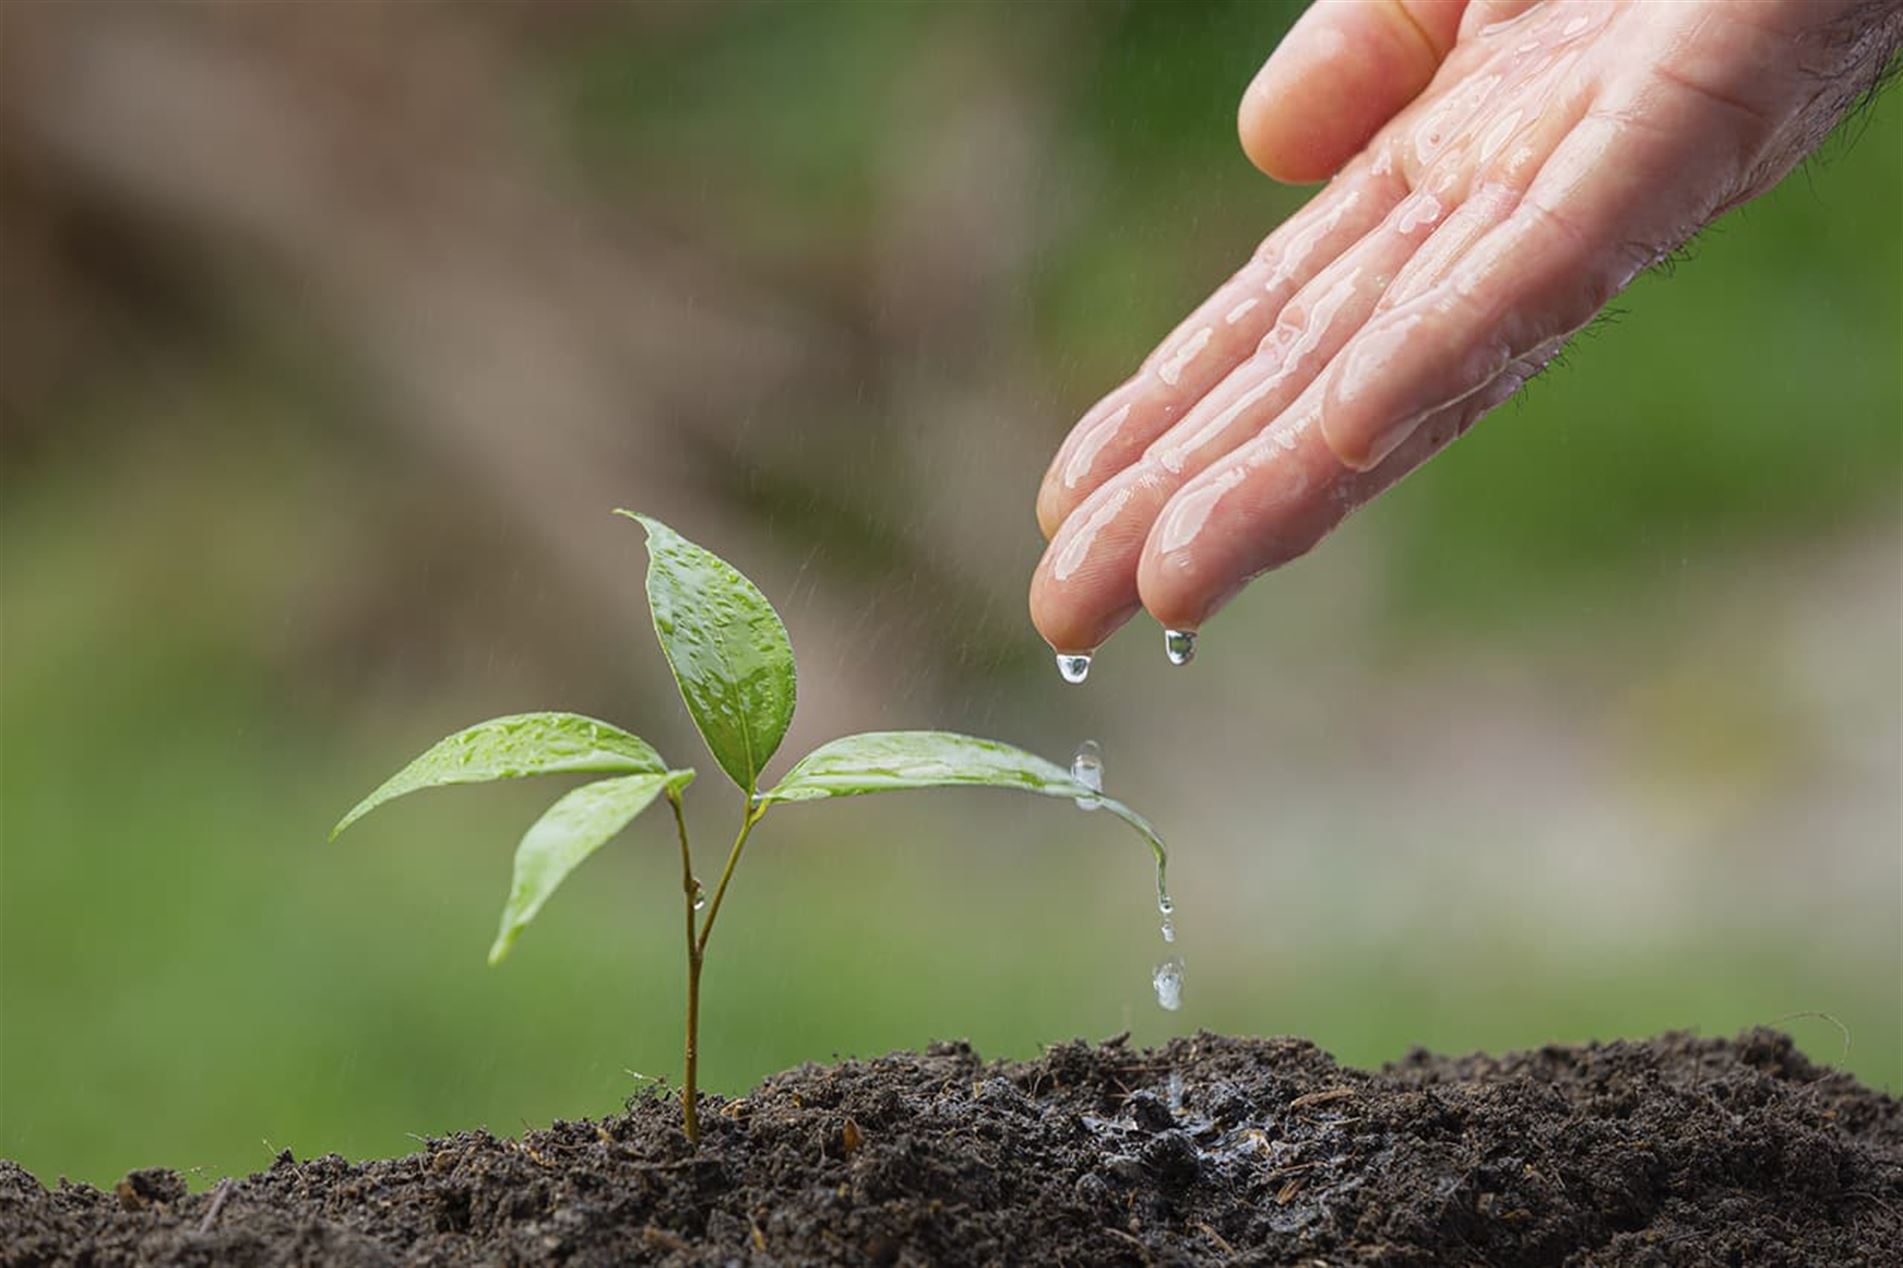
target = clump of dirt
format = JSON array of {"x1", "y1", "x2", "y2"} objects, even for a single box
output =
[{"x1": 5, "y1": 1029, "x2": 1899, "y2": 1266}]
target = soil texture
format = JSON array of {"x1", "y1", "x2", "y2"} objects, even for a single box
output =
[{"x1": 5, "y1": 1028, "x2": 1899, "y2": 1266}]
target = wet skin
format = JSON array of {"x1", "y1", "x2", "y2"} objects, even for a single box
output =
[{"x1": 1030, "y1": 0, "x2": 1903, "y2": 656}]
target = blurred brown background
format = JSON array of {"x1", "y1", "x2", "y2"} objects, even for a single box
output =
[{"x1": 3, "y1": 0, "x2": 1898, "y2": 1188}]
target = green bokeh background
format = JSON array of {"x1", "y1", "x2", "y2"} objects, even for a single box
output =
[{"x1": 3, "y1": 0, "x2": 1898, "y2": 1188}]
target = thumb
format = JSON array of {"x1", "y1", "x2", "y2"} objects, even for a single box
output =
[{"x1": 1239, "y1": 0, "x2": 1472, "y2": 184}]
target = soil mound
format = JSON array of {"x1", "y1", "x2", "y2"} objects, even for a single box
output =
[{"x1": 6, "y1": 1028, "x2": 1899, "y2": 1265}]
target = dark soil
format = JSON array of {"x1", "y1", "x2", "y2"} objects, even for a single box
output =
[{"x1": 6, "y1": 1029, "x2": 1900, "y2": 1266}]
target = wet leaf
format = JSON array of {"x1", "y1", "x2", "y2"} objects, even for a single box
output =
[
  {"x1": 767, "y1": 730, "x2": 1096, "y2": 799},
  {"x1": 332, "y1": 713, "x2": 667, "y2": 840},
  {"x1": 489, "y1": 769, "x2": 695, "y2": 964},
  {"x1": 762, "y1": 731, "x2": 1166, "y2": 867},
  {"x1": 618, "y1": 511, "x2": 796, "y2": 794}
]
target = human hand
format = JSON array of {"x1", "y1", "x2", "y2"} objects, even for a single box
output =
[{"x1": 1030, "y1": 0, "x2": 1901, "y2": 666}]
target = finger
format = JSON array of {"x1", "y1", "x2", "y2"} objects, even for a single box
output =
[
  {"x1": 1136, "y1": 340, "x2": 1563, "y2": 632},
  {"x1": 1239, "y1": 0, "x2": 1468, "y2": 183},
  {"x1": 1030, "y1": 464, "x2": 1176, "y2": 653},
  {"x1": 1029, "y1": 182, "x2": 1450, "y2": 654},
  {"x1": 1319, "y1": 64, "x2": 1760, "y2": 471},
  {"x1": 1035, "y1": 160, "x2": 1404, "y2": 538},
  {"x1": 1130, "y1": 15, "x2": 1604, "y2": 629},
  {"x1": 1146, "y1": 183, "x2": 1453, "y2": 480},
  {"x1": 1378, "y1": 59, "x2": 1597, "y2": 309},
  {"x1": 1034, "y1": 3, "x2": 1553, "y2": 550},
  {"x1": 1030, "y1": 47, "x2": 1591, "y2": 653}
]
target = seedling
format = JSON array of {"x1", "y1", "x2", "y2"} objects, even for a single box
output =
[{"x1": 334, "y1": 512, "x2": 1167, "y2": 1141}]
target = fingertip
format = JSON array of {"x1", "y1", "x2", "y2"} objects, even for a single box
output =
[
  {"x1": 1135, "y1": 531, "x2": 1240, "y2": 636},
  {"x1": 1031, "y1": 468, "x2": 1176, "y2": 655},
  {"x1": 1137, "y1": 426, "x2": 1348, "y2": 630},
  {"x1": 1035, "y1": 485, "x2": 1063, "y2": 542},
  {"x1": 1239, "y1": 0, "x2": 1461, "y2": 184},
  {"x1": 1237, "y1": 27, "x2": 1346, "y2": 183},
  {"x1": 1030, "y1": 536, "x2": 1144, "y2": 654},
  {"x1": 1238, "y1": 29, "x2": 1361, "y2": 184},
  {"x1": 1140, "y1": 574, "x2": 1231, "y2": 642},
  {"x1": 1133, "y1": 467, "x2": 1250, "y2": 634},
  {"x1": 1036, "y1": 458, "x2": 1093, "y2": 543},
  {"x1": 1028, "y1": 566, "x2": 1139, "y2": 657}
]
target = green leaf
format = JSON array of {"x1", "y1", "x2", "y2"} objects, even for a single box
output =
[
  {"x1": 489, "y1": 769, "x2": 695, "y2": 964},
  {"x1": 331, "y1": 712, "x2": 666, "y2": 840},
  {"x1": 763, "y1": 730, "x2": 1167, "y2": 874},
  {"x1": 617, "y1": 511, "x2": 796, "y2": 794}
]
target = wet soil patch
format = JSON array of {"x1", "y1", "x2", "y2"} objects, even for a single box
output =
[{"x1": 6, "y1": 1029, "x2": 1899, "y2": 1265}]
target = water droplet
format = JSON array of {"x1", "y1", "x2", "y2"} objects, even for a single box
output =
[
  {"x1": 1070, "y1": 740, "x2": 1104, "y2": 810},
  {"x1": 1154, "y1": 869, "x2": 1176, "y2": 946},
  {"x1": 1167, "y1": 1069, "x2": 1184, "y2": 1112},
  {"x1": 1163, "y1": 629, "x2": 1196, "y2": 666},
  {"x1": 1055, "y1": 652, "x2": 1093, "y2": 684},
  {"x1": 692, "y1": 882, "x2": 706, "y2": 912},
  {"x1": 1152, "y1": 958, "x2": 1185, "y2": 1011}
]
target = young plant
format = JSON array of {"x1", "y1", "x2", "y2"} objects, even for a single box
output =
[{"x1": 333, "y1": 512, "x2": 1166, "y2": 1142}]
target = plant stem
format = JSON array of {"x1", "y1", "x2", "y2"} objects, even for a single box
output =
[
  {"x1": 666, "y1": 789, "x2": 701, "y2": 1144},
  {"x1": 674, "y1": 797, "x2": 766, "y2": 1145}
]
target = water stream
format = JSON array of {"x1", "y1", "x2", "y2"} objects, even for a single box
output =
[{"x1": 1072, "y1": 738, "x2": 1183, "y2": 1011}]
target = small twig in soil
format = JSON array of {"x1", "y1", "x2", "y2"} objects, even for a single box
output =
[
  {"x1": 1265, "y1": 1161, "x2": 1323, "y2": 1180},
  {"x1": 196, "y1": 1180, "x2": 233, "y2": 1234},
  {"x1": 1193, "y1": 1221, "x2": 1236, "y2": 1255},
  {"x1": 1288, "y1": 1087, "x2": 1357, "y2": 1111},
  {"x1": 1101, "y1": 1226, "x2": 1154, "y2": 1263}
]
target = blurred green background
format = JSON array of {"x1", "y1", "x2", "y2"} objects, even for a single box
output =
[{"x1": 3, "y1": 0, "x2": 1898, "y2": 1189}]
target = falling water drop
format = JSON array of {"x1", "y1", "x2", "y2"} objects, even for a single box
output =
[
  {"x1": 1152, "y1": 958, "x2": 1185, "y2": 1011},
  {"x1": 1055, "y1": 652, "x2": 1093, "y2": 685},
  {"x1": 1070, "y1": 740, "x2": 1104, "y2": 811},
  {"x1": 1116, "y1": 808, "x2": 1182, "y2": 1012},
  {"x1": 1154, "y1": 885, "x2": 1181, "y2": 992},
  {"x1": 1163, "y1": 629, "x2": 1197, "y2": 666}
]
